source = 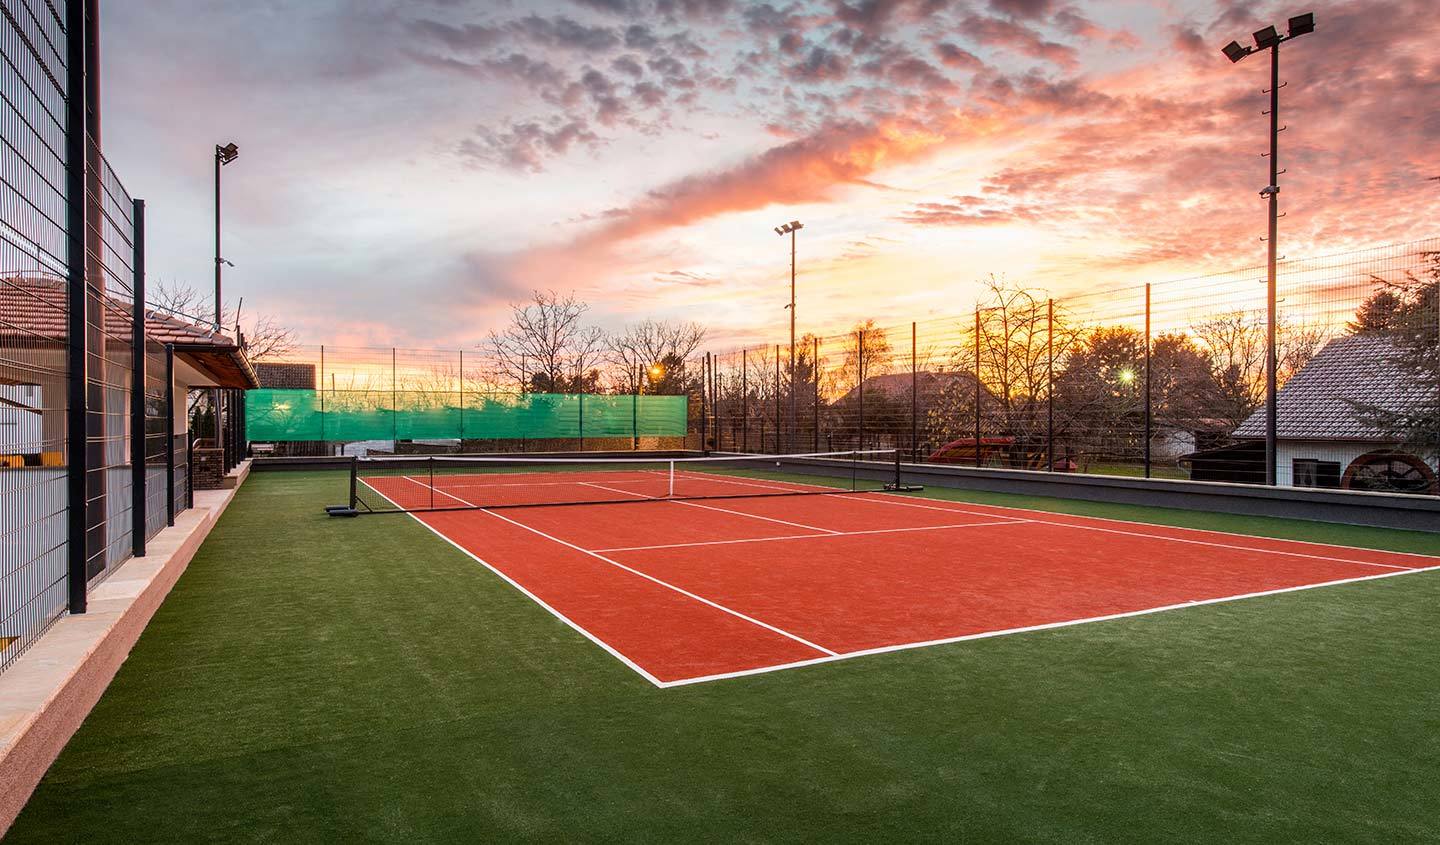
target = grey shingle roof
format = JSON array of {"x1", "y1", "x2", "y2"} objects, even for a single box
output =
[{"x1": 1234, "y1": 333, "x2": 1431, "y2": 441}]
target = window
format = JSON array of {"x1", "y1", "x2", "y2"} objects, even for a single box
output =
[{"x1": 1293, "y1": 459, "x2": 1341, "y2": 488}]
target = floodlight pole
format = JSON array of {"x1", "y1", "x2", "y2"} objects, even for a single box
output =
[
  {"x1": 1222, "y1": 13, "x2": 1313, "y2": 487},
  {"x1": 213, "y1": 142, "x2": 238, "y2": 331},
  {"x1": 788, "y1": 225, "x2": 797, "y2": 454},
  {"x1": 1264, "y1": 45, "x2": 1280, "y2": 487}
]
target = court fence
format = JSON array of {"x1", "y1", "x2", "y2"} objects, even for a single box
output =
[
  {"x1": 2, "y1": 1, "x2": 228, "y2": 675},
  {"x1": 694, "y1": 239, "x2": 1440, "y2": 497}
]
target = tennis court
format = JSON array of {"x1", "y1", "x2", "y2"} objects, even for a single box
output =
[{"x1": 353, "y1": 454, "x2": 1440, "y2": 687}]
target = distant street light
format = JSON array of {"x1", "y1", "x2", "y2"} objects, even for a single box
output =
[
  {"x1": 1220, "y1": 12, "x2": 1314, "y2": 487},
  {"x1": 214, "y1": 142, "x2": 239, "y2": 330},
  {"x1": 648, "y1": 362, "x2": 665, "y2": 382},
  {"x1": 774, "y1": 220, "x2": 803, "y2": 453}
]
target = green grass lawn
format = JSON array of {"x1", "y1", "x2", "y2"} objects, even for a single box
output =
[{"x1": 8, "y1": 470, "x2": 1440, "y2": 843}]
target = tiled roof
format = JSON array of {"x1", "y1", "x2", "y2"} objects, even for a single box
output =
[
  {"x1": 0, "y1": 274, "x2": 239, "y2": 347},
  {"x1": 2, "y1": 274, "x2": 258, "y2": 388},
  {"x1": 1233, "y1": 333, "x2": 1430, "y2": 441}
]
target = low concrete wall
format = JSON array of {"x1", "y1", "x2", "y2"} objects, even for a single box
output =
[
  {"x1": 0, "y1": 461, "x2": 251, "y2": 835},
  {"x1": 775, "y1": 457, "x2": 1440, "y2": 533}
]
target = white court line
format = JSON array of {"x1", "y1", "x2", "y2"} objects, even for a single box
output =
[
  {"x1": 653, "y1": 563, "x2": 1440, "y2": 687},
  {"x1": 663, "y1": 469, "x2": 841, "y2": 494},
  {"x1": 411, "y1": 477, "x2": 840, "y2": 658},
  {"x1": 593, "y1": 519, "x2": 1027, "y2": 553},
  {"x1": 850, "y1": 494, "x2": 1425, "y2": 571},
  {"x1": 358, "y1": 477, "x2": 669, "y2": 688}
]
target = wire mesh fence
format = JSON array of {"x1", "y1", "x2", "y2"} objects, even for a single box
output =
[
  {"x1": 697, "y1": 239, "x2": 1440, "y2": 495},
  {"x1": 2, "y1": 0, "x2": 203, "y2": 675}
]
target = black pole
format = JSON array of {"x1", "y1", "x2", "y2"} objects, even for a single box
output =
[
  {"x1": 1144, "y1": 283, "x2": 1152, "y2": 479},
  {"x1": 164, "y1": 345, "x2": 175, "y2": 525},
  {"x1": 213, "y1": 150, "x2": 222, "y2": 329},
  {"x1": 857, "y1": 331, "x2": 865, "y2": 453},
  {"x1": 578, "y1": 391, "x2": 586, "y2": 451},
  {"x1": 788, "y1": 227, "x2": 797, "y2": 454},
  {"x1": 1264, "y1": 44, "x2": 1280, "y2": 486},
  {"x1": 131, "y1": 198, "x2": 147, "y2": 556},
  {"x1": 812, "y1": 336, "x2": 820, "y2": 454},
  {"x1": 349, "y1": 455, "x2": 359, "y2": 510},
  {"x1": 1046, "y1": 299, "x2": 1054, "y2": 473},
  {"x1": 691, "y1": 352, "x2": 702, "y2": 452},
  {"x1": 910, "y1": 322, "x2": 918, "y2": 462},
  {"x1": 185, "y1": 433, "x2": 194, "y2": 509},
  {"x1": 632, "y1": 365, "x2": 639, "y2": 451},
  {"x1": 774, "y1": 346, "x2": 781, "y2": 453},
  {"x1": 973, "y1": 309, "x2": 981, "y2": 469},
  {"x1": 64, "y1": 0, "x2": 89, "y2": 614},
  {"x1": 319, "y1": 344, "x2": 326, "y2": 447},
  {"x1": 391, "y1": 347, "x2": 398, "y2": 446},
  {"x1": 741, "y1": 348, "x2": 748, "y2": 452}
]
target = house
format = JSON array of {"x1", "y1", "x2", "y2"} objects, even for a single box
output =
[{"x1": 1188, "y1": 333, "x2": 1436, "y2": 494}]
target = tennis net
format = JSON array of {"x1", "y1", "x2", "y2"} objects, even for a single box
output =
[{"x1": 335, "y1": 450, "x2": 902, "y2": 515}]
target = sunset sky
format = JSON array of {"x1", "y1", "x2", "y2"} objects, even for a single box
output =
[{"x1": 99, "y1": 0, "x2": 1439, "y2": 349}]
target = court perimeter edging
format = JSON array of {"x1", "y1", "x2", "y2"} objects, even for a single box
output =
[{"x1": 0, "y1": 461, "x2": 251, "y2": 836}]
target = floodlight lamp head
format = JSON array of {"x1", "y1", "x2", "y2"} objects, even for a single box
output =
[
  {"x1": 1259, "y1": 185, "x2": 1279, "y2": 198},
  {"x1": 774, "y1": 226, "x2": 785, "y2": 235},
  {"x1": 216, "y1": 142, "x2": 239, "y2": 164},
  {"x1": 1222, "y1": 40, "x2": 1251, "y2": 62},
  {"x1": 1252, "y1": 25, "x2": 1280, "y2": 49},
  {"x1": 790, "y1": 220, "x2": 802, "y2": 230},
  {"x1": 1287, "y1": 12, "x2": 1315, "y2": 37}
]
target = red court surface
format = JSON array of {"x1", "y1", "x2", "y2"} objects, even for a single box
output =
[{"x1": 360, "y1": 472, "x2": 1440, "y2": 687}]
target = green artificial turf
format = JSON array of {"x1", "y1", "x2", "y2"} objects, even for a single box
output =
[{"x1": 7, "y1": 470, "x2": 1439, "y2": 843}]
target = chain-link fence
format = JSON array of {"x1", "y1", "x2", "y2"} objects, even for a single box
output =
[{"x1": 696, "y1": 239, "x2": 1440, "y2": 495}]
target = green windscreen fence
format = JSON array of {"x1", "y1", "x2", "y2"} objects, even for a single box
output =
[{"x1": 245, "y1": 389, "x2": 689, "y2": 442}]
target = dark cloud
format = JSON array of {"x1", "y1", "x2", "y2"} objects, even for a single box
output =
[
  {"x1": 612, "y1": 55, "x2": 646, "y2": 77},
  {"x1": 789, "y1": 46, "x2": 852, "y2": 83},
  {"x1": 513, "y1": 15, "x2": 622, "y2": 53},
  {"x1": 934, "y1": 42, "x2": 984, "y2": 70},
  {"x1": 986, "y1": 0, "x2": 1054, "y2": 19},
  {"x1": 460, "y1": 120, "x2": 601, "y2": 172},
  {"x1": 960, "y1": 14, "x2": 1078, "y2": 69}
]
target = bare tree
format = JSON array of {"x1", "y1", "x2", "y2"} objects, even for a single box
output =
[
  {"x1": 483, "y1": 290, "x2": 607, "y2": 392},
  {"x1": 148, "y1": 279, "x2": 298, "y2": 361},
  {"x1": 1192, "y1": 309, "x2": 1329, "y2": 427},
  {"x1": 605, "y1": 319, "x2": 706, "y2": 394}
]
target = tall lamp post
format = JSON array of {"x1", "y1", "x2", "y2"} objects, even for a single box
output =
[
  {"x1": 1221, "y1": 12, "x2": 1313, "y2": 487},
  {"x1": 774, "y1": 220, "x2": 803, "y2": 453},
  {"x1": 214, "y1": 142, "x2": 239, "y2": 330}
]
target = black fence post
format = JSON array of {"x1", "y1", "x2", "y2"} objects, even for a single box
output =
[
  {"x1": 741, "y1": 349, "x2": 748, "y2": 452},
  {"x1": 973, "y1": 309, "x2": 981, "y2": 469},
  {"x1": 773, "y1": 346, "x2": 781, "y2": 453},
  {"x1": 857, "y1": 330, "x2": 866, "y2": 452},
  {"x1": 186, "y1": 434, "x2": 195, "y2": 509},
  {"x1": 165, "y1": 344, "x2": 176, "y2": 525},
  {"x1": 131, "y1": 198, "x2": 147, "y2": 557},
  {"x1": 910, "y1": 322, "x2": 918, "y2": 462},
  {"x1": 699, "y1": 353, "x2": 708, "y2": 454},
  {"x1": 1144, "y1": 283, "x2": 1152, "y2": 479},
  {"x1": 319, "y1": 344, "x2": 326, "y2": 448},
  {"x1": 813, "y1": 336, "x2": 820, "y2": 454},
  {"x1": 578, "y1": 391, "x2": 586, "y2": 451},
  {"x1": 1046, "y1": 299, "x2": 1054, "y2": 473},
  {"x1": 457, "y1": 349, "x2": 465, "y2": 445},
  {"x1": 391, "y1": 347, "x2": 398, "y2": 446},
  {"x1": 64, "y1": 0, "x2": 89, "y2": 614}
]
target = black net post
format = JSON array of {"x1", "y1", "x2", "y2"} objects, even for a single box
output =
[
  {"x1": 131, "y1": 198, "x2": 147, "y2": 557},
  {"x1": 1046, "y1": 299, "x2": 1054, "y2": 473},
  {"x1": 1144, "y1": 283, "x2": 1152, "y2": 479},
  {"x1": 428, "y1": 456, "x2": 435, "y2": 509},
  {"x1": 349, "y1": 455, "x2": 359, "y2": 509}
]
